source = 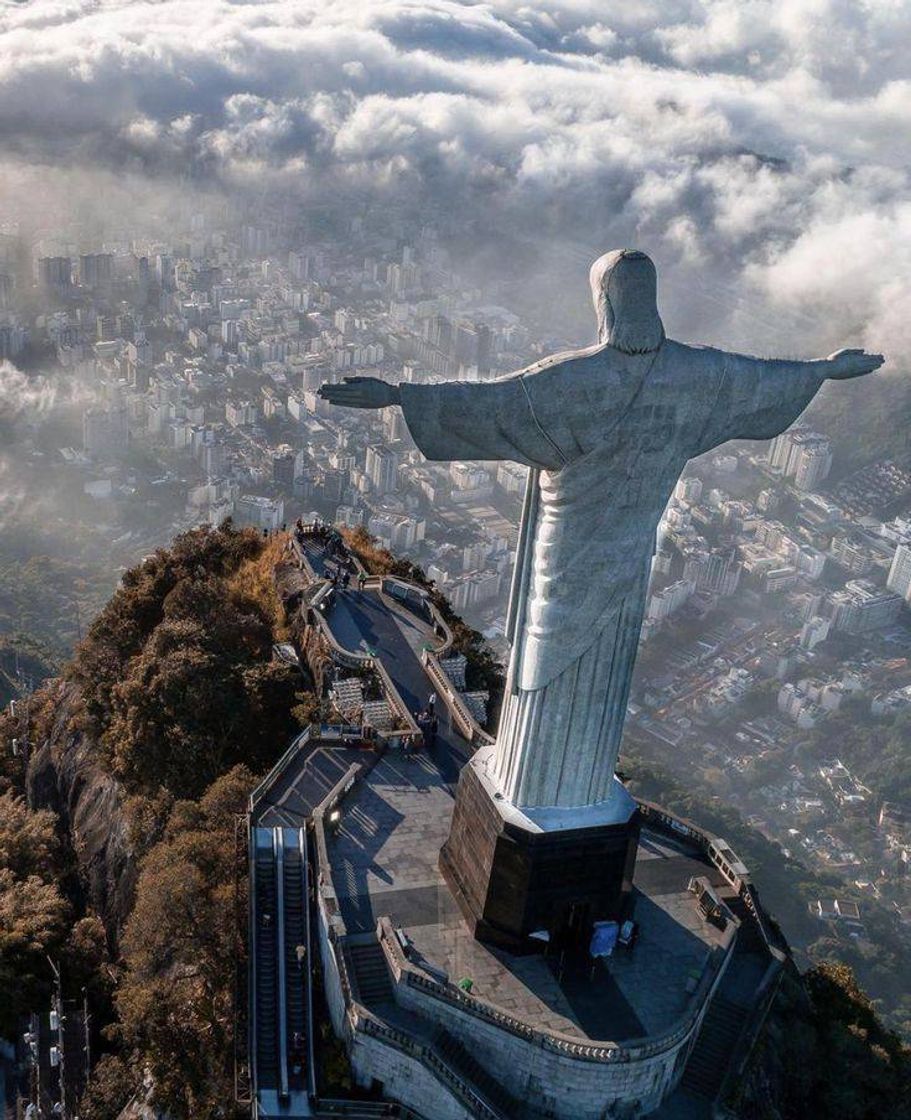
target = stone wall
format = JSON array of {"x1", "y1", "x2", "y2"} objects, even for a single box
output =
[
  {"x1": 349, "y1": 1033, "x2": 474, "y2": 1120},
  {"x1": 392, "y1": 975, "x2": 692, "y2": 1118},
  {"x1": 316, "y1": 895, "x2": 348, "y2": 1038}
]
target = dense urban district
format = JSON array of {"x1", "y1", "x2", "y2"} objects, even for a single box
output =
[{"x1": 1, "y1": 204, "x2": 911, "y2": 1036}]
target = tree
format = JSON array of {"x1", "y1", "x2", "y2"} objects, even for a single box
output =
[
  {"x1": 0, "y1": 869, "x2": 69, "y2": 1035},
  {"x1": 105, "y1": 766, "x2": 252, "y2": 1118},
  {"x1": 0, "y1": 791, "x2": 59, "y2": 879}
]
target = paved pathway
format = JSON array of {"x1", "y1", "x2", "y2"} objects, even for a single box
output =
[{"x1": 302, "y1": 539, "x2": 472, "y2": 788}]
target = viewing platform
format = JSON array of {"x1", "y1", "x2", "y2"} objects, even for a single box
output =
[{"x1": 248, "y1": 527, "x2": 787, "y2": 1119}]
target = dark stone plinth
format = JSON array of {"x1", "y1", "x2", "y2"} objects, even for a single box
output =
[{"x1": 439, "y1": 759, "x2": 640, "y2": 953}]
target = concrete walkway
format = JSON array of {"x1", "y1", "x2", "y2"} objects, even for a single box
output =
[{"x1": 302, "y1": 539, "x2": 473, "y2": 789}]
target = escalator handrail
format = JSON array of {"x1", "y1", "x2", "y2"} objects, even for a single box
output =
[{"x1": 274, "y1": 828, "x2": 290, "y2": 1100}]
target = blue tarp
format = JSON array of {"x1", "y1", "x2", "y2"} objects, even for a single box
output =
[{"x1": 589, "y1": 920, "x2": 620, "y2": 958}]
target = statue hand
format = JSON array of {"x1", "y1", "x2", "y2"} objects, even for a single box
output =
[
  {"x1": 825, "y1": 348, "x2": 885, "y2": 380},
  {"x1": 318, "y1": 377, "x2": 402, "y2": 409}
]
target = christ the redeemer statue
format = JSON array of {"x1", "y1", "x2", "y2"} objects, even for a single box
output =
[{"x1": 320, "y1": 250, "x2": 882, "y2": 817}]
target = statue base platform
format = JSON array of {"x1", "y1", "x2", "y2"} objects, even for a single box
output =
[{"x1": 439, "y1": 746, "x2": 640, "y2": 954}]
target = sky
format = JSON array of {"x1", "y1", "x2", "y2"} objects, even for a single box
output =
[{"x1": 0, "y1": 0, "x2": 909, "y2": 361}]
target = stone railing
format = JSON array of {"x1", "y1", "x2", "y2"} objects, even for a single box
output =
[
  {"x1": 353, "y1": 1011, "x2": 504, "y2": 1120},
  {"x1": 636, "y1": 799, "x2": 786, "y2": 964},
  {"x1": 308, "y1": 609, "x2": 422, "y2": 746},
  {"x1": 376, "y1": 915, "x2": 734, "y2": 1067},
  {"x1": 311, "y1": 806, "x2": 504, "y2": 1119},
  {"x1": 422, "y1": 649, "x2": 495, "y2": 747},
  {"x1": 312, "y1": 762, "x2": 364, "y2": 930}
]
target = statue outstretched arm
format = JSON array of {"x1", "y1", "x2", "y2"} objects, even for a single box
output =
[
  {"x1": 692, "y1": 345, "x2": 884, "y2": 453},
  {"x1": 319, "y1": 372, "x2": 568, "y2": 469},
  {"x1": 818, "y1": 348, "x2": 884, "y2": 380}
]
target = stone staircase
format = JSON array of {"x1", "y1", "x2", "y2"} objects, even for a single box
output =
[
  {"x1": 348, "y1": 941, "x2": 395, "y2": 1006},
  {"x1": 430, "y1": 1027, "x2": 523, "y2": 1119},
  {"x1": 722, "y1": 895, "x2": 767, "y2": 953},
  {"x1": 679, "y1": 993, "x2": 745, "y2": 1098},
  {"x1": 346, "y1": 937, "x2": 519, "y2": 1119}
]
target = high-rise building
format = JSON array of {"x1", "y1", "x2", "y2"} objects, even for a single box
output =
[
  {"x1": 38, "y1": 256, "x2": 72, "y2": 289},
  {"x1": 234, "y1": 494, "x2": 283, "y2": 531},
  {"x1": 78, "y1": 253, "x2": 114, "y2": 289},
  {"x1": 365, "y1": 444, "x2": 398, "y2": 495},
  {"x1": 0, "y1": 321, "x2": 27, "y2": 360},
  {"x1": 887, "y1": 543, "x2": 911, "y2": 603},
  {"x1": 225, "y1": 399, "x2": 256, "y2": 428},
  {"x1": 768, "y1": 426, "x2": 832, "y2": 490},
  {"x1": 829, "y1": 579, "x2": 903, "y2": 634},
  {"x1": 674, "y1": 476, "x2": 703, "y2": 504},
  {"x1": 646, "y1": 578, "x2": 694, "y2": 622},
  {"x1": 792, "y1": 436, "x2": 833, "y2": 491},
  {"x1": 272, "y1": 450, "x2": 296, "y2": 489},
  {"x1": 83, "y1": 405, "x2": 128, "y2": 459},
  {"x1": 383, "y1": 407, "x2": 407, "y2": 442}
]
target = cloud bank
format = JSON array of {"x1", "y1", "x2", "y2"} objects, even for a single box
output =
[{"x1": 1, "y1": 0, "x2": 909, "y2": 361}]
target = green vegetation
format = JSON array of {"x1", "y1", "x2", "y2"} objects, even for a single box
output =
[
  {"x1": 624, "y1": 750, "x2": 911, "y2": 1038},
  {"x1": 0, "y1": 791, "x2": 69, "y2": 1035},
  {"x1": 70, "y1": 522, "x2": 305, "y2": 799},
  {"x1": 82, "y1": 766, "x2": 252, "y2": 1120},
  {"x1": 738, "y1": 963, "x2": 911, "y2": 1119},
  {"x1": 804, "y1": 700, "x2": 911, "y2": 803},
  {"x1": 0, "y1": 522, "x2": 316, "y2": 1117},
  {"x1": 807, "y1": 372, "x2": 911, "y2": 474}
]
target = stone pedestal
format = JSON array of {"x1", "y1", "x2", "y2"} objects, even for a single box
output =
[{"x1": 440, "y1": 748, "x2": 640, "y2": 953}]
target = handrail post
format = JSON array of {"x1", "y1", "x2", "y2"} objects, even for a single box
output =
[{"x1": 274, "y1": 828, "x2": 290, "y2": 1100}]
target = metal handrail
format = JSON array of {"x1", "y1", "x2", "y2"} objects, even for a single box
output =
[
  {"x1": 635, "y1": 799, "x2": 786, "y2": 962},
  {"x1": 249, "y1": 728, "x2": 312, "y2": 816},
  {"x1": 301, "y1": 827, "x2": 317, "y2": 1102}
]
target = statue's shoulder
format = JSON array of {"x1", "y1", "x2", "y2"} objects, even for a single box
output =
[
  {"x1": 558, "y1": 346, "x2": 626, "y2": 391},
  {"x1": 662, "y1": 338, "x2": 724, "y2": 364},
  {"x1": 659, "y1": 339, "x2": 727, "y2": 381}
]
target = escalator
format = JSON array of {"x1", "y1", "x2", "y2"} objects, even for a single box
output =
[{"x1": 251, "y1": 826, "x2": 314, "y2": 1117}]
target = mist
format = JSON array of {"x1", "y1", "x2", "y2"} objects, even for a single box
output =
[{"x1": 0, "y1": 0, "x2": 908, "y2": 363}]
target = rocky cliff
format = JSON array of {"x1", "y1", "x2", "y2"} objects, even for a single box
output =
[{"x1": 26, "y1": 679, "x2": 137, "y2": 938}]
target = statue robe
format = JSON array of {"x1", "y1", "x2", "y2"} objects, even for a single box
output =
[{"x1": 400, "y1": 340, "x2": 827, "y2": 809}]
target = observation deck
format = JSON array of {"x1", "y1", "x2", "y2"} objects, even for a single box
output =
[{"x1": 248, "y1": 527, "x2": 786, "y2": 1119}]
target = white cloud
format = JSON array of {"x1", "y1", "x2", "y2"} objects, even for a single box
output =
[{"x1": 0, "y1": 0, "x2": 908, "y2": 361}]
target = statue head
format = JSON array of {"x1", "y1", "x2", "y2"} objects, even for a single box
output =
[{"x1": 590, "y1": 249, "x2": 665, "y2": 354}]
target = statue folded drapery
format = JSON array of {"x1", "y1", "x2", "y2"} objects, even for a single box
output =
[{"x1": 321, "y1": 250, "x2": 883, "y2": 812}]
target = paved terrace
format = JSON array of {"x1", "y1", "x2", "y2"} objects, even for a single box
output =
[
  {"x1": 300, "y1": 536, "x2": 473, "y2": 788},
  {"x1": 287, "y1": 530, "x2": 782, "y2": 1117},
  {"x1": 326, "y1": 750, "x2": 730, "y2": 1043}
]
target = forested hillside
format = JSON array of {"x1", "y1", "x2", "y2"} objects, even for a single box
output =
[{"x1": 0, "y1": 523, "x2": 313, "y2": 1118}]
